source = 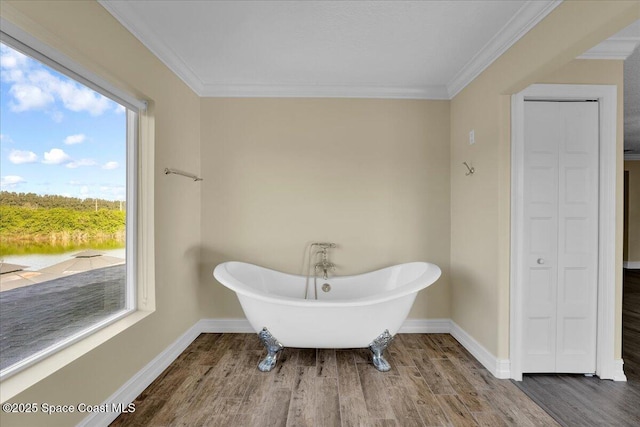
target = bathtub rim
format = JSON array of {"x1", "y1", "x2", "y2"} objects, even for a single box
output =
[{"x1": 213, "y1": 261, "x2": 441, "y2": 308}]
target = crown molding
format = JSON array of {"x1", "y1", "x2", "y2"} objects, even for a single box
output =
[
  {"x1": 446, "y1": 0, "x2": 563, "y2": 99},
  {"x1": 99, "y1": 0, "x2": 447, "y2": 99},
  {"x1": 100, "y1": 0, "x2": 562, "y2": 100},
  {"x1": 98, "y1": 0, "x2": 205, "y2": 95},
  {"x1": 578, "y1": 38, "x2": 640, "y2": 60},
  {"x1": 625, "y1": 153, "x2": 640, "y2": 161},
  {"x1": 198, "y1": 83, "x2": 450, "y2": 99}
]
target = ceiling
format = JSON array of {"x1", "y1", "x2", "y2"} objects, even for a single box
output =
[
  {"x1": 99, "y1": 1, "x2": 639, "y2": 153},
  {"x1": 100, "y1": 0, "x2": 559, "y2": 99}
]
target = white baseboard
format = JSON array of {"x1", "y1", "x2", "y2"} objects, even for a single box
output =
[
  {"x1": 399, "y1": 318, "x2": 451, "y2": 333},
  {"x1": 612, "y1": 359, "x2": 628, "y2": 382},
  {"x1": 450, "y1": 321, "x2": 511, "y2": 379},
  {"x1": 196, "y1": 318, "x2": 453, "y2": 334},
  {"x1": 76, "y1": 321, "x2": 204, "y2": 427},
  {"x1": 401, "y1": 319, "x2": 510, "y2": 378},
  {"x1": 198, "y1": 318, "x2": 254, "y2": 333},
  {"x1": 77, "y1": 317, "x2": 507, "y2": 426},
  {"x1": 402, "y1": 319, "x2": 510, "y2": 378},
  {"x1": 194, "y1": 318, "x2": 454, "y2": 334},
  {"x1": 623, "y1": 261, "x2": 640, "y2": 269}
]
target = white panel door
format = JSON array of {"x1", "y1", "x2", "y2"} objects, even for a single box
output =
[
  {"x1": 522, "y1": 101, "x2": 599, "y2": 374},
  {"x1": 522, "y1": 101, "x2": 561, "y2": 372}
]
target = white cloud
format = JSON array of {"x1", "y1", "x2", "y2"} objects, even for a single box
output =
[
  {"x1": 50, "y1": 110, "x2": 64, "y2": 123},
  {"x1": 66, "y1": 159, "x2": 97, "y2": 169},
  {"x1": 64, "y1": 133, "x2": 86, "y2": 145},
  {"x1": 52, "y1": 75, "x2": 111, "y2": 115},
  {"x1": 9, "y1": 149, "x2": 38, "y2": 164},
  {"x1": 0, "y1": 175, "x2": 26, "y2": 190},
  {"x1": 1, "y1": 44, "x2": 114, "y2": 117},
  {"x1": 9, "y1": 83, "x2": 54, "y2": 112},
  {"x1": 0, "y1": 46, "x2": 28, "y2": 70},
  {"x1": 99, "y1": 185, "x2": 126, "y2": 201},
  {"x1": 42, "y1": 148, "x2": 70, "y2": 165},
  {"x1": 0, "y1": 134, "x2": 14, "y2": 143},
  {"x1": 102, "y1": 161, "x2": 119, "y2": 170}
]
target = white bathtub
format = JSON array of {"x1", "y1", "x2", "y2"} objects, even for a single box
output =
[{"x1": 213, "y1": 261, "x2": 441, "y2": 371}]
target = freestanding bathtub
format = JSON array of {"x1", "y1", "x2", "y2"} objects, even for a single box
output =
[{"x1": 213, "y1": 261, "x2": 441, "y2": 372}]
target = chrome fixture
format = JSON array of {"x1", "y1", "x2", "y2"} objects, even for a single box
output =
[
  {"x1": 304, "y1": 242, "x2": 337, "y2": 299},
  {"x1": 462, "y1": 162, "x2": 475, "y2": 176},
  {"x1": 314, "y1": 243, "x2": 336, "y2": 280},
  {"x1": 311, "y1": 242, "x2": 336, "y2": 248},
  {"x1": 257, "y1": 327, "x2": 283, "y2": 372},
  {"x1": 321, "y1": 283, "x2": 331, "y2": 293},
  {"x1": 369, "y1": 329, "x2": 394, "y2": 372},
  {"x1": 164, "y1": 167, "x2": 203, "y2": 181}
]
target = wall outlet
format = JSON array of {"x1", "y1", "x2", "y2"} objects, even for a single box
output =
[{"x1": 469, "y1": 129, "x2": 475, "y2": 145}]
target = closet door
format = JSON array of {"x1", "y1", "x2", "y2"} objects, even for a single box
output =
[
  {"x1": 522, "y1": 101, "x2": 561, "y2": 372},
  {"x1": 522, "y1": 101, "x2": 598, "y2": 374}
]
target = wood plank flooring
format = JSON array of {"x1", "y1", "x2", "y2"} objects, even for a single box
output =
[
  {"x1": 513, "y1": 269, "x2": 640, "y2": 427},
  {"x1": 111, "y1": 333, "x2": 557, "y2": 426},
  {"x1": 623, "y1": 269, "x2": 640, "y2": 380}
]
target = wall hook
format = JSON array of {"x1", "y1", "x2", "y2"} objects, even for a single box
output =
[{"x1": 463, "y1": 162, "x2": 475, "y2": 176}]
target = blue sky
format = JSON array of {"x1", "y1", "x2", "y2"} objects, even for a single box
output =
[{"x1": 0, "y1": 42, "x2": 127, "y2": 201}]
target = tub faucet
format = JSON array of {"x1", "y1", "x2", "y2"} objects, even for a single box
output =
[
  {"x1": 312, "y1": 242, "x2": 336, "y2": 249},
  {"x1": 314, "y1": 246, "x2": 336, "y2": 280},
  {"x1": 315, "y1": 260, "x2": 335, "y2": 280}
]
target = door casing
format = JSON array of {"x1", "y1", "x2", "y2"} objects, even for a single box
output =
[{"x1": 510, "y1": 84, "x2": 624, "y2": 381}]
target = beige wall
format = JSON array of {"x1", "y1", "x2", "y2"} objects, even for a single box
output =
[
  {"x1": 450, "y1": 0, "x2": 637, "y2": 360},
  {"x1": 625, "y1": 161, "x2": 640, "y2": 262},
  {"x1": 1, "y1": 1, "x2": 202, "y2": 426},
  {"x1": 199, "y1": 98, "x2": 451, "y2": 320},
  {"x1": 1, "y1": 1, "x2": 639, "y2": 425}
]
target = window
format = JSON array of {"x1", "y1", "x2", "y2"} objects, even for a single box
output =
[{"x1": 0, "y1": 30, "x2": 144, "y2": 379}]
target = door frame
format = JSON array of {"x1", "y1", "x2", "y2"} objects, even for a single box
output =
[{"x1": 510, "y1": 84, "x2": 624, "y2": 381}]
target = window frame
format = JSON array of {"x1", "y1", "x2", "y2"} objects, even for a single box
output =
[{"x1": 0, "y1": 20, "x2": 147, "y2": 381}]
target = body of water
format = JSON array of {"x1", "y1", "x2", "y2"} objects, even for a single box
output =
[{"x1": 1, "y1": 248, "x2": 126, "y2": 271}]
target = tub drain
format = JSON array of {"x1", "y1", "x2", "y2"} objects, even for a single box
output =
[{"x1": 321, "y1": 283, "x2": 331, "y2": 292}]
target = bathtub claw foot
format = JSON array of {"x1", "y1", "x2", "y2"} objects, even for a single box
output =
[
  {"x1": 369, "y1": 329, "x2": 394, "y2": 372},
  {"x1": 258, "y1": 327, "x2": 284, "y2": 372}
]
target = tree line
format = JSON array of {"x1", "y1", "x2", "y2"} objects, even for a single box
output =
[
  {"x1": 0, "y1": 192, "x2": 125, "y2": 243},
  {"x1": 0, "y1": 191, "x2": 124, "y2": 211}
]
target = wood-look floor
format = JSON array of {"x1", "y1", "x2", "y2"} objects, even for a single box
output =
[
  {"x1": 623, "y1": 269, "x2": 640, "y2": 381},
  {"x1": 514, "y1": 269, "x2": 640, "y2": 427},
  {"x1": 111, "y1": 333, "x2": 557, "y2": 427}
]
